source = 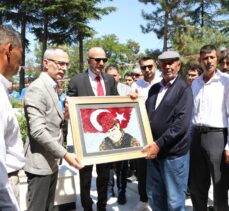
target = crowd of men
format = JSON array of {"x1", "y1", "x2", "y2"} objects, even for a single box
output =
[{"x1": 1, "y1": 24, "x2": 229, "y2": 211}]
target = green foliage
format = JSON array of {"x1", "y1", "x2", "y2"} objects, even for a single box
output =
[
  {"x1": 9, "y1": 98, "x2": 23, "y2": 108},
  {"x1": 172, "y1": 25, "x2": 229, "y2": 56},
  {"x1": 17, "y1": 112, "x2": 27, "y2": 144},
  {"x1": 85, "y1": 34, "x2": 140, "y2": 65}
]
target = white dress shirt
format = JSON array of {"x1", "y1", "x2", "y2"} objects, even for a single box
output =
[
  {"x1": 191, "y1": 70, "x2": 229, "y2": 149},
  {"x1": 155, "y1": 76, "x2": 177, "y2": 109},
  {"x1": 0, "y1": 73, "x2": 24, "y2": 210},
  {"x1": 0, "y1": 74, "x2": 25, "y2": 173},
  {"x1": 88, "y1": 69, "x2": 106, "y2": 96},
  {"x1": 117, "y1": 82, "x2": 131, "y2": 96},
  {"x1": 132, "y1": 76, "x2": 161, "y2": 101}
]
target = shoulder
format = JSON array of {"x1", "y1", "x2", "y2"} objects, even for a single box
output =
[
  {"x1": 71, "y1": 72, "x2": 88, "y2": 81},
  {"x1": 102, "y1": 73, "x2": 115, "y2": 81}
]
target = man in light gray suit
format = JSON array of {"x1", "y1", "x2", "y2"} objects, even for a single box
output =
[{"x1": 24, "y1": 47, "x2": 82, "y2": 211}]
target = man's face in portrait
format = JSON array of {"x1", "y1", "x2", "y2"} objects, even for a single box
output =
[{"x1": 108, "y1": 123, "x2": 122, "y2": 143}]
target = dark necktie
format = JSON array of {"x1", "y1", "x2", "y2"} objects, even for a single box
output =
[{"x1": 95, "y1": 76, "x2": 104, "y2": 96}]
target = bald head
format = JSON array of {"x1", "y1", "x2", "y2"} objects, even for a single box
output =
[
  {"x1": 87, "y1": 47, "x2": 107, "y2": 75},
  {"x1": 88, "y1": 47, "x2": 106, "y2": 58}
]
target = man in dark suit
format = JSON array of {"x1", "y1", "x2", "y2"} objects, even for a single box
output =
[
  {"x1": 24, "y1": 47, "x2": 82, "y2": 211},
  {"x1": 143, "y1": 51, "x2": 193, "y2": 211},
  {"x1": 68, "y1": 47, "x2": 118, "y2": 211}
]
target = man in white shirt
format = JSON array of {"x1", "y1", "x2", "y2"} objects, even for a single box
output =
[
  {"x1": 0, "y1": 25, "x2": 25, "y2": 210},
  {"x1": 133, "y1": 56, "x2": 161, "y2": 211},
  {"x1": 190, "y1": 44, "x2": 229, "y2": 211},
  {"x1": 132, "y1": 56, "x2": 161, "y2": 101}
]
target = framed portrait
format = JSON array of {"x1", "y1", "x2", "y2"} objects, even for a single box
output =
[{"x1": 68, "y1": 96, "x2": 153, "y2": 166}]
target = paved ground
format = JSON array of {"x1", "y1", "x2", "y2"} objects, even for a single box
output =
[{"x1": 72, "y1": 165, "x2": 213, "y2": 211}]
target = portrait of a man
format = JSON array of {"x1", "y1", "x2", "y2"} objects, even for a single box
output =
[
  {"x1": 98, "y1": 112, "x2": 140, "y2": 151},
  {"x1": 78, "y1": 106, "x2": 143, "y2": 154}
]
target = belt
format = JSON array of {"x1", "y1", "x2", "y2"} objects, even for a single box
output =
[
  {"x1": 8, "y1": 170, "x2": 19, "y2": 177},
  {"x1": 194, "y1": 125, "x2": 227, "y2": 133}
]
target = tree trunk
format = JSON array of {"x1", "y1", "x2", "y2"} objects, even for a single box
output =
[
  {"x1": 79, "y1": 32, "x2": 84, "y2": 73},
  {"x1": 41, "y1": 13, "x2": 48, "y2": 69},
  {"x1": 19, "y1": 11, "x2": 26, "y2": 92},
  {"x1": 163, "y1": 10, "x2": 169, "y2": 51},
  {"x1": 200, "y1": 0, "x2": 204, "y2": 27}
]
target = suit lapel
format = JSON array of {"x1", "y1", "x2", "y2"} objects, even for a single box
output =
[
  {"x1": 102, "y1": 73, "x2": 110, "y2": 96},
  {"x1": 84, "y1": 70, "x2": 95, "y2": 96},
  {"x1": 40, "y1": 74, "x2": 64, "y2": 120},
  {"x1": 147, "y1": 83, "x2": 161, "y2": 118}
]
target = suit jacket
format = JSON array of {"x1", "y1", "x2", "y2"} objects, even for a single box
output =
[
  {"x1": 24, "y1": 73, "x2": 67, "y2": 175},
  {"x1": 146, "y1": 76, "x2": 193, "y2": 159},
  {"x1": 68, "y1": 70, "x2": 118, "y2": 97}
]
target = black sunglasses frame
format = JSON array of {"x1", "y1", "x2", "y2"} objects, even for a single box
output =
[
  {"x1": 140, "y1": 65, "x2": 154, "y2": 71},
  {"x1": 89, "y1": 57, "x2": 108, "y2": 63}
]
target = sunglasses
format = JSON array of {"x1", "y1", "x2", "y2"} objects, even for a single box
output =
[
  {"x1": 89, "y1": 57, "x2": 108, "y2": 63},
  {"x1": 140, "y1": 65, "x2": 153, "y2": 71}
]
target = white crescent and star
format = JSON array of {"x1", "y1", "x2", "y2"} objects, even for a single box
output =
[{"x1": 90, "y1": 109, "x2": 127, "y2": 131}]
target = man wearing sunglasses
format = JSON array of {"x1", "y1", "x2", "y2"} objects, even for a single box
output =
[
  {"x1": 132, "y1": 56, "x2": 161, "y2": 211},
  {"x1": 24, "y1": 47, "x2": 82, "y2": 211},
  {"x1": 68, "y1": 47, "x2": 118, "y2": 211}
]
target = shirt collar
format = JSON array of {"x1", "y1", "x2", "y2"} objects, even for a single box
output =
[
  {"x1": 160, "y1": 75, "x2": 177, "y2": 88},
  {"x1": 41, "y1": 72, "x2": 57, "y2": 89},
  {"x1": 0, "y1": 73, "x2": 12, "y2": 93},
  {"x1": 88, "y1": 69, "x2": 103, "y2": 80},
  {"x1": 197, "y1": 69, "x2": 221, "y2": 84}
]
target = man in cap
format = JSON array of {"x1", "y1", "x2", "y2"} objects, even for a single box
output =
[{"x1": 143, "y1": 50, "x2": 193, "y2": 210}]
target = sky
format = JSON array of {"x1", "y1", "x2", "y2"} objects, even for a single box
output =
[
  {"x1": 89, "y1": 0, "x2": 163, "y2": 53},
  {"x1": 27, "y1": 0, "x2": 163, "y2": 59}
]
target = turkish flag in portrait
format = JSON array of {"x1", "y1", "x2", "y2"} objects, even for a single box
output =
[{"x1": 80, "y1": 107, "x2": 133, "y2": 133}]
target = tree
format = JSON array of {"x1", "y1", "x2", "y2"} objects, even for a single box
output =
[
  {"x1": 173, "y1": 25, "x2": 229, "y2": 56},
  {"x1": 139, "y1": 0, "x2": 184, "y2": 51},
  {"x1": 29, "y1": 0, "x2": 116, "y2": 71},
  {"x1": 86, "y1": 34, "x2": 140, "y2": 66},
  {"x1": 0, "y1": 0, "x2": 39, "y2": 91}
]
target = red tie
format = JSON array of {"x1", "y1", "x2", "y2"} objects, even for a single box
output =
[{"x1": 95, "y1": 76, "x2": 104, "y2": 96}]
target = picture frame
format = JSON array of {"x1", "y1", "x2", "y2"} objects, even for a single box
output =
[{"x1": 68, "y1": 96, "x2": 153, "y2": 166}]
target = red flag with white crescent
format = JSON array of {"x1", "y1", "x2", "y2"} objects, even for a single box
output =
[{"x1": 80, "y1": 107, "x2": 133, "y2": 133}]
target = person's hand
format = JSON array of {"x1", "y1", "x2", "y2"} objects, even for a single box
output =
[
  {"x1": 128, "y1": 89, "x2": 139, "y2": 100},
  {"x1": 224, "y1": 150, "x2": 229, "y2": 164},
  {"x1": 64, "y1": 152, "x2": 84, "y2": 169},
  {"x1": 64, "y1": 97, "x2": 69, "y2": 120},
  {"x1": 142, "y1": 142, "x2": 160, "y2": 159}
]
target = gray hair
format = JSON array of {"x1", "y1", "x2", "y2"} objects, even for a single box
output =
[
  {"x1": 43, "y1": 47, "x2": 67, "y2": 60},
  {"x1": 0, "y1": 25, "x2": 22, "y2": 48}
]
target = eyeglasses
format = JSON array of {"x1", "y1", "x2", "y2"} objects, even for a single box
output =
[
  {"x1": 47, "y1": 59, "x2": 71, "y2": 69},
  {"x1": 140, "y1": 65, "x2": 154, "y2": 71},
  {"x1": 89, "y1": 57, "x2": 108, "y2": 63}
]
